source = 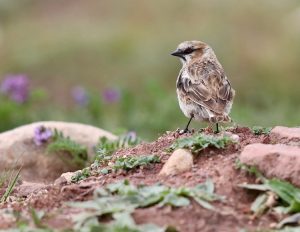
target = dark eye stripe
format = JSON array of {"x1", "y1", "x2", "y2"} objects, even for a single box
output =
[{"x1": 182, "y1": 47, "x2": 195, "y2": 54}]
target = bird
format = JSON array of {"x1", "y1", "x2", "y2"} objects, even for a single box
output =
[{"x1": 171, "y1": 40, "x2": 235, "y2": 133}]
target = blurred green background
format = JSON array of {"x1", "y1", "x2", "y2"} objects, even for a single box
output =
[{"x1": 0, "y1": 0, "x2": 299, "y2": 140}]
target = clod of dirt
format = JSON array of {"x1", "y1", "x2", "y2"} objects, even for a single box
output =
[
  {"x1": 270, "y1": 126, "x2": 300, "y2": 145},
  {"x1": 240, "y1": 143, "x2": 300, "y2": 187},
  {"x1": 159, "y1": 148, "x2": 193, "y2": 176}
]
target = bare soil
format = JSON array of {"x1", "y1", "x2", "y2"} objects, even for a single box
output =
[{"x1": 0, "y1": 127, "x2": 277, "y2": 232}]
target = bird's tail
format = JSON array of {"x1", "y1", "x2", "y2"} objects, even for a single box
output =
[{"x1": 209, "y1": 115, "x2": 232, "y2": 123}]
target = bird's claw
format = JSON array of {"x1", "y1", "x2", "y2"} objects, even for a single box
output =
[{"x1": 179, "y1": 128, "x2": 190, "y2": 135}]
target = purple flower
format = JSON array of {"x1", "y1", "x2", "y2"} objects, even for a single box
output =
[
  {"x1": 71, "y1": 86, "x2": 89, "y2": 106},
  {"x1": 0, "y1": 74, "x2": 29, "y2": 103},
  {"x1": 102, "y1": 88, "x2": 121, "y2": 103},
  {"x1": 34, "y1": 125, "x2": 53, "y2": 146},
  {"x1": 126, "y1": 131, "x2": 137, "y2": 141}
]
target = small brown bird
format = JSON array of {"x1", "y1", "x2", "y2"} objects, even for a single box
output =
[{"x1": 171, "y1": 40, "x2": 235, "y2": 133}]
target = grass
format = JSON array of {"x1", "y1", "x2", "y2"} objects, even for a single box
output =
[
  {"x1": 94, "y1": 133, "x2": 142, "y2": 167},
  {"x1": 0, "y1": 167, "x2": 22, "y2": 203},
  {"x1": 71, "y1": 133, "x2": 143, "y2": 182},
  {"x1": 47, "y1": 129, "x2": 88, "y2": 168}
]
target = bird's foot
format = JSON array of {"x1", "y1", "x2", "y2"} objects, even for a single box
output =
[
  {"x1": 214, "y1": 129, "x2": 220, "y2": 134},
  {"x1": 176, "y1": 128, "x2": 192, "y2": 135}
]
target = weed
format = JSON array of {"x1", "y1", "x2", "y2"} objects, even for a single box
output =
[
  {"x1": 69, "y1": 179, "x2": 223, "y2": 229},
  {"x1": 70, "y1": 133, "x2": 143, "y2": 182},
  {"x1": 252, "y1": 126, "x2": 272, "y2": 135},
  {"x1": 30, "y1": 208, "x2": 47, "y2": 229},
  {"x1": 47, "y1": 129, "x2": 88, "y2": 168},
  {"x1": 169, "y1": 134, "x2": 234, "y2": 153},
  {"x1": 238, "y1": 163, "x2": 300, "y2": 229},
  {"x1": 86, "y1": 211, "x2": 177, "y2": 232},
  {"x1": 94, "y1": 133, "x2": 141, "y2": 166},
  {"x1": 0, "y1": 167, "x2": 22, "y2": 203},
  {"x1": 108, "y1": 154, "x2": 160, "y2": 172},
  {"x1": 71, "y1": 168, "x2": 91, "y2": 183}
]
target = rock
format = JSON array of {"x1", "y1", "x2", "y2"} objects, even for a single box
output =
[
  {"x1": 223, "y1": 132, "x2": 240, "y2": 143},
  {"x1": 159, "y1": 149, "x2": 193, "y2": 176},
  {"x1": 270, "y1": 126, "x2": 300, "y2": 145},
  {"x1": 54, "y1": 171, "x2": 76, "y2": 186},
  {"x1": 240, "y1": 143, "x2": 300, "y2": 187},
  {"x1": 0, "y1": 121, "x2": 116, "y2": 183},
  {"x1": 15, "y1": 181, "x2": 46, "y2": 197}
]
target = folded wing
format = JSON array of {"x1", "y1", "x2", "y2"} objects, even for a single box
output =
[{"x1": 184, "y1": 61, "x2": 234, "y2": 115}]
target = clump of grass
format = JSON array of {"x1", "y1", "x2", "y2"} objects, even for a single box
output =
[
  {"x1": 71, "y1": 168, "x2": 91, "y2": 183},
  {"x1": 94, "y1": 132, "x2": 142, "y2": 166},
  {"x1": 0, "y1": 167, "x2": 22, "y2": 203},
  {"x1": 251, "y1": 126, "x2": 272, "y2": 135},
  {"x1": 168, "y1": 134, "x2": 234, "y2": 153},
  {"x1": 237, "y1": 162, "x2": 300, "y2": 229},
  {"x1": 112, "y1": 154, "x2": 160, "y2": 171},
  {"x1": 71, "y1": 133, "x2": 142, "y2": 182},
  {"x1": 100, "y1": 154, "x2": 160, "y2": 174},
  {"x1": 69, "y1": 179, "x2": 222, "y2": 230},
  {"x1": 47, "y1": 129, "x2": 88, "y2": 168}
]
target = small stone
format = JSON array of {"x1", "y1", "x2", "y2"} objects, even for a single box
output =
[
  {"x1": 159, "y1": 149, "x2": 193, "y2": 176},
  {"x1": 240, "y1": 143, "x2": 300, "y2": 187},
  {"x1": 223, "y1": 131, "x2": 240, "y2": 143},
  {"x1": 54, "y1": 172, "x2": 76, "y2": 185}
]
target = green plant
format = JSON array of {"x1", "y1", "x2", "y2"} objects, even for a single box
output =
[
  {"x1": 71, "y1": 168, "x2": 91, "y2": 183},
  {"x1": 47, "y1": 129, "x2": 88, "y2": 168},
  {"x1": 169, "y1": 134, "x2": 234, "y2": 153},
  {"x1": 69, "y1": 179, "x2": 221, "y2": 230},
  {"x1": 69, "y1": 179, "x2": 223, "y2": 229},
  {"x1": 3, "y1": 209, "x2": 57, "y2": 232},
  {"x1": 251, "y1": 126, "x2": 272, "y2": 135},
  {"x1": 238, "y1": 163, "x2": 300, "y2": 230},
  {"x1": 84, "y1": 211, "x2": 177, "y2": 232},
  {"x1": 30, "y1": 208, "x2": 47, "y2": 229},
  {"x1": 94, "y1": 133, "x2": 142, "y2": 166},
  {"x1": 0, "y1": 167, "x2": 22, "y2": 203},
  {"x1": 108, "y1": 154, "x2": 160, "y2": 172}
]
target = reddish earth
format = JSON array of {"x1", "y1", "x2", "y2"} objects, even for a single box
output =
[{"x1": 0, "y1": 127, "x2": 279, "y2": 232}]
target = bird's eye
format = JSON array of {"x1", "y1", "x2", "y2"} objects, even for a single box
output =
[{"x1": 182, "y1": 47, "x2": 195, "y2": 54}]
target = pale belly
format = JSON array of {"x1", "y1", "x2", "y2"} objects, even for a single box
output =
[{"x1": 177, "y1": 89, "x2": 213, "y2": 122}]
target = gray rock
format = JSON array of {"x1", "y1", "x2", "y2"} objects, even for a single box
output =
[
  {"x1": 0, "y1": 121, "x2": 116, "y2": 183},
  {"x1": 159, "y1": 149, "x2": 193, "y2": 176}
]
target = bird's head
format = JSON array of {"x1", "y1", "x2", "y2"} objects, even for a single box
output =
[{"x1": 171, "y1": 40, "x2": 209, "y2": 64}]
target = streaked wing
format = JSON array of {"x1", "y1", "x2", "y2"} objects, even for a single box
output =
[{"x1": 185, "y1": 61, "x2": 234, "y2": 114}]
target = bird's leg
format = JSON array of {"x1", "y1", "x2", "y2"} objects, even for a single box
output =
[
  {"x1": 214, "y1": 123, "x2": 220, "y2": 134},
  {"x1": 179, "y1": 114, "x2": 194, "y2": 134}
]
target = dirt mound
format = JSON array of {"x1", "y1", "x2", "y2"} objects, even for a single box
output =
[{"x1": 0, "y1": 127, "x2": 280, "y2": 231}]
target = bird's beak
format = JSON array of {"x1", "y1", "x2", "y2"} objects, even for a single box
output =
[{"x1": 171, "y1": 49, "x2": 184, "y2": 58}]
